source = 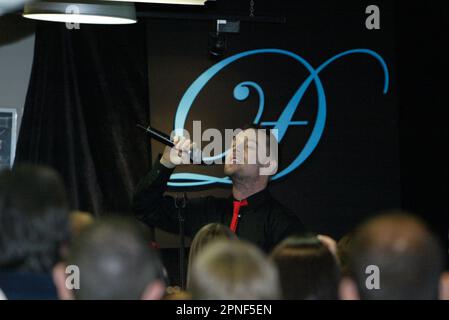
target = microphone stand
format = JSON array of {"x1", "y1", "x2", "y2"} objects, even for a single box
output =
[
  {"x1": 175, "y1": 193, "x2": 187, "y2": 290},
  {"x1": 137, "y1": 124, "x2": 203, "y2": 288}
]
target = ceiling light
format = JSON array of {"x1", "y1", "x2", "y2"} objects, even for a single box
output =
[
  {"x1": 98, "y1": 0, "x2": 207, "y2": 6},
  {"x1": 23, "y1": 1, "x2": 137, "y2": 25}
]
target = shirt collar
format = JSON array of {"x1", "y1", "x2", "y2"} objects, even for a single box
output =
[{"x1": 230, "y1": 188, "x2": 271, "y2": 210}]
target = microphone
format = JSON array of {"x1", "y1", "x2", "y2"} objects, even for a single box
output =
[
  {"x1": 137, "y1": 124, "x2": 175, "y2": 148},
  {"x1": 137, "y1": 124, "x2": 206, "y2": 165}
]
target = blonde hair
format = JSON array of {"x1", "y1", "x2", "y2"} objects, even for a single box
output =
[
  {"x1": 69, "y1": 211, "x2": 94, "y2": 237},
  {"x1": 187, "y1": 223, "x2": 237, "y2": 287},
  {"x1": 189, "y1": 240, "x2": 281, "y2": 300}
]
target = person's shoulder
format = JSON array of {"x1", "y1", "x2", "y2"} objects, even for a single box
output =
[
  {"x1": 268, "y1": 194, "x2": 303, "y2": 223},
  {"x1": 268, "y1": 194, "x2": 294, "y2": 214},
  {"x1": 188, "y1": 193, "x2": 227, "y2": 208},
  {"x1": 0, "y1": 272, "x2": 57, "y2": 300}
]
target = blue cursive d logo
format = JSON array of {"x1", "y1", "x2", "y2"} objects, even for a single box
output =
[{"x1": 169, "y1": 48, "x2": 389, "y2": 187}]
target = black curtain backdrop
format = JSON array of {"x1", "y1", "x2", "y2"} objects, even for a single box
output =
[
  {"x1": 395, "y1": 1, "x2": 449, "y2": 252},
  {"x1": 15, "y1": 22, "x2": 151, "y2": 216}
]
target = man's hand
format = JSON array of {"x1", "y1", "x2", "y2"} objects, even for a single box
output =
[{"x1": 160, "y1": 136, "x2": 194, "y2": 169}]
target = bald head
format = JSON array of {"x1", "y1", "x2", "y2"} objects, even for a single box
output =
[{"x1": 346, "y1": 212, "x2": 444, "y2": 300}]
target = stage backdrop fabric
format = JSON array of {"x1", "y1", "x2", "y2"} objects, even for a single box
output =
[{"x1": 15, "y1": 22, "x2": 151, "y2": 216}]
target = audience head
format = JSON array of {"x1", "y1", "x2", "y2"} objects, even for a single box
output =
[
  {"x1": 53, "y1": 217, "x2": 166, "y2": 300},
  {"x1": 340, "y1": 212, "x2": 444, "y2": 300},
  {"x1": 0, "y1": 164, "x2": 70, "y2": 273},
  {"x1": 270, "y1": 234, "x2": 340, "y2": 299},
  {"x1": 187, "y1": 223, "x2": 237, "y2": 286},
  {"x1": 337, "y1": 231, "x2": 356, "y2": 277},
  {"x1": 69, "y1": 211, "x2": 94, "y2": 237},
  {"x1": 2, "y1": 165, "x2": 446, "y2": 301},
  {"x1": 189, "y1": 240, "x2": 280, "y2": 300}
]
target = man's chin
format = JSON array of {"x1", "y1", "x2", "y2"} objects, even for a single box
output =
[
  {"x1": 224, "y1": 164, "x2": 238, "y2": 177},
  {"x1": 224, "y1": 167, "x2": 233, "y2": 177}
]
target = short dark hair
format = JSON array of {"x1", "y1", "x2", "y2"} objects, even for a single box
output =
[
  {"x1": 0, "y1": 164, "x2": 70, "y2": 273},
  {"x1": 270, "y1": 235, "x2": 340, "y2": 300},
  {"x1": 337, "y1": 231, "x2": 356, "y2": 277},
  {"x1": 67, "y1": 217, "x2": 165, "y2": 300},
  {"x1": 347, "y1": 212, "x2": 444, "y2": 300}
]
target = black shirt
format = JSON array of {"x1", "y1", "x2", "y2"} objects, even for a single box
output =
[{"x1": 133, "y1": 160, "x2": 307, "y2": 252}]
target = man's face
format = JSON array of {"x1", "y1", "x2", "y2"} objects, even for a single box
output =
[{"x1": 224, "y1": 129, "x2": 263, "y2": 180}]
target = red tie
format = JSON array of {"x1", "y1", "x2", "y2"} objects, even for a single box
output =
[{"x1": 230, "y1": 199, "x2": 248, "y2": 233}]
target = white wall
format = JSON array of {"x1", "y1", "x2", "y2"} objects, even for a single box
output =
[
  {"x1": 0, "y1": 34, "x2": 35, "y2": 130},
  {"x1": 0, "y1": 15, "x2": 35, "y2": 165}
]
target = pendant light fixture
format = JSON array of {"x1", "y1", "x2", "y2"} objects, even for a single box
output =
[
  {"x1": 23, "y1": 0, "x2": 137, "y2": 25},
  {"x1": 99, "y1": 0, "x2": 207, "y2": 5}
]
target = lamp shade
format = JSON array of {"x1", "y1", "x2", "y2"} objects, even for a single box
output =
[
  {"x1": 23, "y1": 0, "x2": 137, "y2": 24},
  {"x1": 98, "y1": 0, "x2": 207, "y2": 5}
]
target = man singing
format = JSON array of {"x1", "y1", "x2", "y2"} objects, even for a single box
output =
[{"x1": 133, "y1": 126, "x2": 306, "y2": 252}]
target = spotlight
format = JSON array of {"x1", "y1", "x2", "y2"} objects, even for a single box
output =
[
  {"x1": 208, "y1": 20, "x2": 239, "y2": 59},
  {"x1": 208, "y1": 31, "x2": 227, "y2": 58}
]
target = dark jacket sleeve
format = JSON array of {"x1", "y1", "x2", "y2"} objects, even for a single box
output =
[{"x1": 132, "y1": 159, "x2": 219, "y2": 237}]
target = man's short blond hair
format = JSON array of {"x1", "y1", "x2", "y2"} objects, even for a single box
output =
[{"x1": 189, "y1": 240, "x2": 281, "y2": 300}]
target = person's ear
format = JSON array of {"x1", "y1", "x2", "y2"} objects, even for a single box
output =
[
  {"x1": 317, "y1": 234, "x2": 338, "y2": 258},
  {"x1": 439, "y1": 271, "x2": 449, "y2": 300},
  {"x1": 339, "y1": 277, "x2": 360, "y2": 300},
  {"x1": 141, "y1": 280, "x2": 165, "y2": 300},
  {"x1": 52, "y1": 263, "x2": 74, "y2": 300}
]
